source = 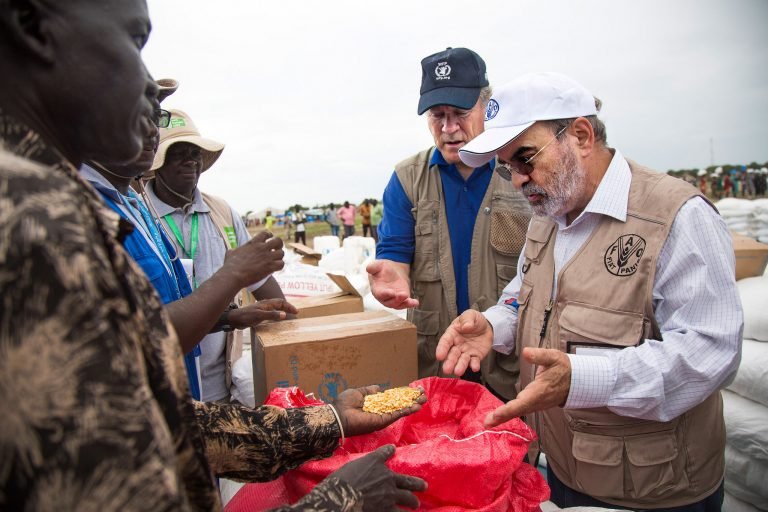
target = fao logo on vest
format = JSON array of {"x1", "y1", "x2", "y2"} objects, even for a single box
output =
[{"x1": 604, "y1": 234, "x2": 646, "y2": 276}]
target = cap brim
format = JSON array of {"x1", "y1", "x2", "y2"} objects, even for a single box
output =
[
  {"x1": 150, "y1": 135, "x2": 225, "y2": 173},
  {"x1": 458, "y1": 122, "x2": 535, "y2": 168},
  {"x1": 156, "y1": 78, "x2": 179, "y2": 103},
  {"x1": 418, "y1": 87, "x2": 481, "y2": 115}
]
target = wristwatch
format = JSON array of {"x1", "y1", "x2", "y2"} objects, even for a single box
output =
[{"x1": 218, "y1": 303, "x2": 239, "y2": 332}]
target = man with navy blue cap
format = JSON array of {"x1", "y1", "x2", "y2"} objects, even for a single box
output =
[
  {"x1": 436, "y1": 72, "x2": 741, "y2": 510},
  {"x1": 367, "y1": 47, "x2": 530, "y2": 401}
]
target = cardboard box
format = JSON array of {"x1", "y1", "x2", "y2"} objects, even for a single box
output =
[
  {"x1": 251, "y1": 311, "x2": 417, "y2": 404},
  {"x1": 732, "y1": 233, "x2": 768, "y2": 281},
  {"x1": 290, "y1": 274, "x2": 364, "y2": 319},
  {"x1": 288, "y1": 242, "x2": 321, "y2": 266}
]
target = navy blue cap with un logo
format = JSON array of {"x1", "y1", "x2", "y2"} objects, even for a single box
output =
[{"x1": 418, "y1": 47, "x2": 489, "y2": 115}]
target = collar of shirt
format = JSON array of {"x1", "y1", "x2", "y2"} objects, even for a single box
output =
[
  {"x1": 554, "y1": 149, "x2": 631, "y2": 230},
  {"x1": 79, "y1": 164, "x2": 125, "y2": 204},
  {"x1": 429, "y1": 147, "x2": 496, "y2": 180},
  {"x1": 146, "y1": 182, "x2": 210, "y2": 216}
]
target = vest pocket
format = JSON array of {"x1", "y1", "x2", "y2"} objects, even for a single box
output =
[
  {"x1": 625, "y1": 431, "x2": 679, "y2": 498},
  {"x1": 495, "y1": 262, "x2": 519, "y2": 298},
  {"x1": 412, "y1": 203, "x2": 439, "y2": 281},
  {"x1": 410, "y1": 308, "x2": 441, "y2": 377},
  {"x1": 490, "y1": 208, "x2": 529, "y2": 256},
  {"x1": 559, "y1": 302, "x2": 645, "y2": 354},
  {"x1": 571, "y1": 431, "x2": 624, "y2": 498}
]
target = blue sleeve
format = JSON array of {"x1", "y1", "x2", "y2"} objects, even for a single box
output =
[{"x1": 376, "y1": 171, "x2": 415, "y2": 264}]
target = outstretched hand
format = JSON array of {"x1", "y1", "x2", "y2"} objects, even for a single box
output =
[
  {"x1": 225, "y1": 231, "x2": 285, "y2": 286},
  {"x1": 226, "y1": 298, "x2": 298, "y2": 329},
  {"x1": 333, "y1": 385, "x2": 426, "y2": 437},
  {"x1": 484, "y1": 347, "x2": 571, "y2": 428},
  {"x1": 328, "y1": 445, "x2": 427, "y2": 511},
  {"x1": 435, "y1": 310, "x2": 494, "y2": 377},
  {"x1": 366, "y1": 260, "x2": 419, "y2": 309}
]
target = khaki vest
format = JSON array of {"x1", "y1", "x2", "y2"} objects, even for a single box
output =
[
  {"x1": 394, "y1": 148, "x2": 531, "y2": 399},
  {"x1": 516, "y1": 162, "x2": 724, "y2": 508},
  {"x1": 201, "y1": 192, "x2": 252, "y2": 390}
]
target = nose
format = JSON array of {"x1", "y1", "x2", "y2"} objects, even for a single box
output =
[
  {"x1": 440, "y1": 113, "x2": 461, "y2": 134},
  {"x1": 511, "y1": 172, "x2": 529, "y2": 190}
]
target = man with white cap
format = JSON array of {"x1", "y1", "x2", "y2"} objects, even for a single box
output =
[
  {"x1": 146, "y1": 109, "x2": 286, "y2": 403},
  {"x1": 367, "y1": 47, "x2": 530, "y2": 401},
  {"x1": 436, "y1": 72, "x2": 742, "y2": 510}
]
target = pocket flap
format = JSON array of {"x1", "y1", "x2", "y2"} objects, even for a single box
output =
[
  {"x1": 560, "y1": 303, "x2": 644, "y2": 347},
  {"x1": 496, "y1": 263, "x2": 518, "y2": 282},
  {"x1": 572, "y1": 431, "x2": 623, "y2": 466},
  {"x1": 625, "y1": 431, "x2": 678, "y2": 467},
  {"x1": 411, "y1": 308, "x2": 439, "y2": 336},
  {"x1": 516, "y1": 282, "x2": 533, "y2": 306},
  {"x1": 417, "y1": 223, "x2": 433, "y2": 235},
  {"x1": 527, "y1": 217, "x2": 556, "y2": 243}
]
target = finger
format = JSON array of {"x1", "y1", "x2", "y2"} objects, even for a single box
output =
[
  {"x1": 265, "y1": 236, "x2": 284, "y2": 250},
  {"x1": 366, "y1": 260, "x2": 383, "y2": 276},
  {"x1": 393, "y1": 473, "x2": 428, "y2": 492},
  {"x1": 281, "y1": 300, "x2": 299, "y2": 314},
  {"x1": 483, "y1": 389, "x2": 537, "y2": 428},
  {"x1": 522, "y1": 347, "x2": 561, "y2": 367},
  {"x1": 393, "y1": 489, "x2": 421, "y2": 509},
  {"x1": 370, "y1": 444, "x2": 396, "y2": 462},
  {"x1": 251, "y1": 231, "x2": 271, "y2": 242},
  {"x1": 358, "y1": 384, "x2": 382, "y2": 397},
  {"x1": 453, "y1": 352, "x2": 472, "y2": 377},
  {"x1": 469, "y1": 354, "x2": 481, "y2": 373}
]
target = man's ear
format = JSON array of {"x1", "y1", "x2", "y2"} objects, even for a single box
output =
[
  {"x1": 2, "y1": 0, "x2": 57, "y2": 63},
  {"x1": 570, "y1": 117, "x2": 595, "y2": 156}
]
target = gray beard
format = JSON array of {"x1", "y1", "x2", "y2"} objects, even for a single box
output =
[{"x1": 522, "y1": 146, "x2": 585, "y2": 218}]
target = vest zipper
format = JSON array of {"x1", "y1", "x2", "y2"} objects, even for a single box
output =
[
  {"x1": 538, "y1": 299, "x2": 555, "y2": 342},
  {"x1": 532, "y1": 299, "x2": 554, "y2": 462}
]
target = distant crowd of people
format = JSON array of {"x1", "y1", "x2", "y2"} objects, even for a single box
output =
[{"x1": 679, "y1": 169, "x2": 768, "y2": 200}]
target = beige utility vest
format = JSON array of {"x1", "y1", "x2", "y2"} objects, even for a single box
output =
[
  {"x1": 516, "y1": 162, "x2": 724, "y2": 508},
  {"x1": 201, "y1": 192, "x2": 254, "y2": 390},
  {"x1": 395, "y1": 148, "x2": 531, "y2": 399}
]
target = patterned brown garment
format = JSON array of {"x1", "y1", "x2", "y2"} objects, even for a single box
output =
[{"x1": 0, "y1": 111, "x2": 360, "y2": 511}]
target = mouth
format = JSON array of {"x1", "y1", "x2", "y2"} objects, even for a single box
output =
[{"x1": 442, "y1": 140, "x2": 465, "y2": 150}]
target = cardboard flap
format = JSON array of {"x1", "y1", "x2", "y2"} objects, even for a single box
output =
[
  {"x1": 326, "y1": 273, "x2": 361, "y2": 297},
  {"x1": 289, "y1": 243, "x2": 321, "y2": 259}
]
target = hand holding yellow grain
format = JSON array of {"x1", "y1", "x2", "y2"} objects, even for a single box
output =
[{"x1": 363, "y1": 387, "x2": 423, "y2": 415}]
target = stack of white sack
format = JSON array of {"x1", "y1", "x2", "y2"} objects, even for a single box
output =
[
  {"x1": 723, "y1": 276, "x2": 768, "y2": 511},
  {"x1": 752, "y1": 198, "x2": 768, "y2": 244},
  {"x1": 715, "y1": 198, "x2": 756, "y2": 237}
]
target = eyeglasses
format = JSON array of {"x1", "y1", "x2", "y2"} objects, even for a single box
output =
[
  {"x1": 496, "y1": 125, "x2": 568, "y2": 180},
  {"x1": 153, "y1": 108, "x2": 171, "y2": 128}
]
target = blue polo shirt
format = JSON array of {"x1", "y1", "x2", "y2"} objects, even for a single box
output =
[{"x1": 377, "y1": 149, "x2": 494, "y2": 313}]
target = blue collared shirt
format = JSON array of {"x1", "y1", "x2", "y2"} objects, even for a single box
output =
[{"x1": 377, "y1": 149, "x2": 494, "y2": 313}]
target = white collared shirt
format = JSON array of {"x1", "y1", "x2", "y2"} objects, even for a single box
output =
[{"x1": 484, "y1": 150, "x2": 743, "y2": 422}]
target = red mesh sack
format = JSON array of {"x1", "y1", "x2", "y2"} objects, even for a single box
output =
[{"x1": 226, "y1": 377, "x2": 549, "y2": 511}]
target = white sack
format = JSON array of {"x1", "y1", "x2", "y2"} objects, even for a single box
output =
[
  {"x1": 727, "y1": 339, "x2": 768, "y2": 406},
  {"x1": 724, "y1": 444, "x2": 768, "y2": 510},
  {"x1": 736, "y1": 276, "x2": 768, "y2": 342},
  {"x1": 724, "y1": 491, "x2": 763, "y2": 512},
  {"x1": 722, "y1": 390, "x2": 768, "y2": 460}
]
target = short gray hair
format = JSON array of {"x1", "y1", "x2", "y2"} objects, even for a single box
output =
[
  {"x1": 546, "y1": 97, "x2": 607, "y2": 146},
  {"x1": 478, "y1": 86, "x2": 493, "y2": 110}
]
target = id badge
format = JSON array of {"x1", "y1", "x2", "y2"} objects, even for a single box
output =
[{"x1": 180, "y1": 258, "x2": 194, "y2": 289}]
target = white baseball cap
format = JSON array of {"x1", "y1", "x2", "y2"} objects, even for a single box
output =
[{"x1": 459, "y1": 72, "x2": 597, "y2": 168}]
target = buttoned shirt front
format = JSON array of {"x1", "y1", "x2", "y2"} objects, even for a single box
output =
[{"x1": 484, "y1": 150, "x2": 743, "y2": 422}]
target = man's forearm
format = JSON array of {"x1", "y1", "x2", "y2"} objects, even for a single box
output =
[{"x1": 167, "y1": 268, "x2": 243, "y2": 353}]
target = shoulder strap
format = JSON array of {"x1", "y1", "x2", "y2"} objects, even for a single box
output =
[{"x1": 201, "y1": 192, "x2": 238, "y2": 249}]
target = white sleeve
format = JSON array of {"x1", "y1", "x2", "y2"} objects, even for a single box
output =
[
  {"x1": 565, "y1": 197, "x2": 744, "y2": 421},
  {"x1": 483, "y1": 243, "x2": 528, "y2": 356}
]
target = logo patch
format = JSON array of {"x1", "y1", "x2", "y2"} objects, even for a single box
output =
[
  {"x1": 604, "y1": 234, "x2": 646, "y2": 276},
  {"x1": 485, "y1": 99, "x2": 500, "y2": 121},
  {"x1": 435, "y1": 61, "x2": 451, "y2": 80},
  {"x1": 170, "y1": 118, "x2": 186, "y2": 128}
]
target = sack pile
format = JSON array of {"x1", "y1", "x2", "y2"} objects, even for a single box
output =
[
  {"x1": 722, "y1": 275, "x2": 768, "y2": 511},
  {"x1": 716, "y1": 198, "x2": 768, "y2": 243}
]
